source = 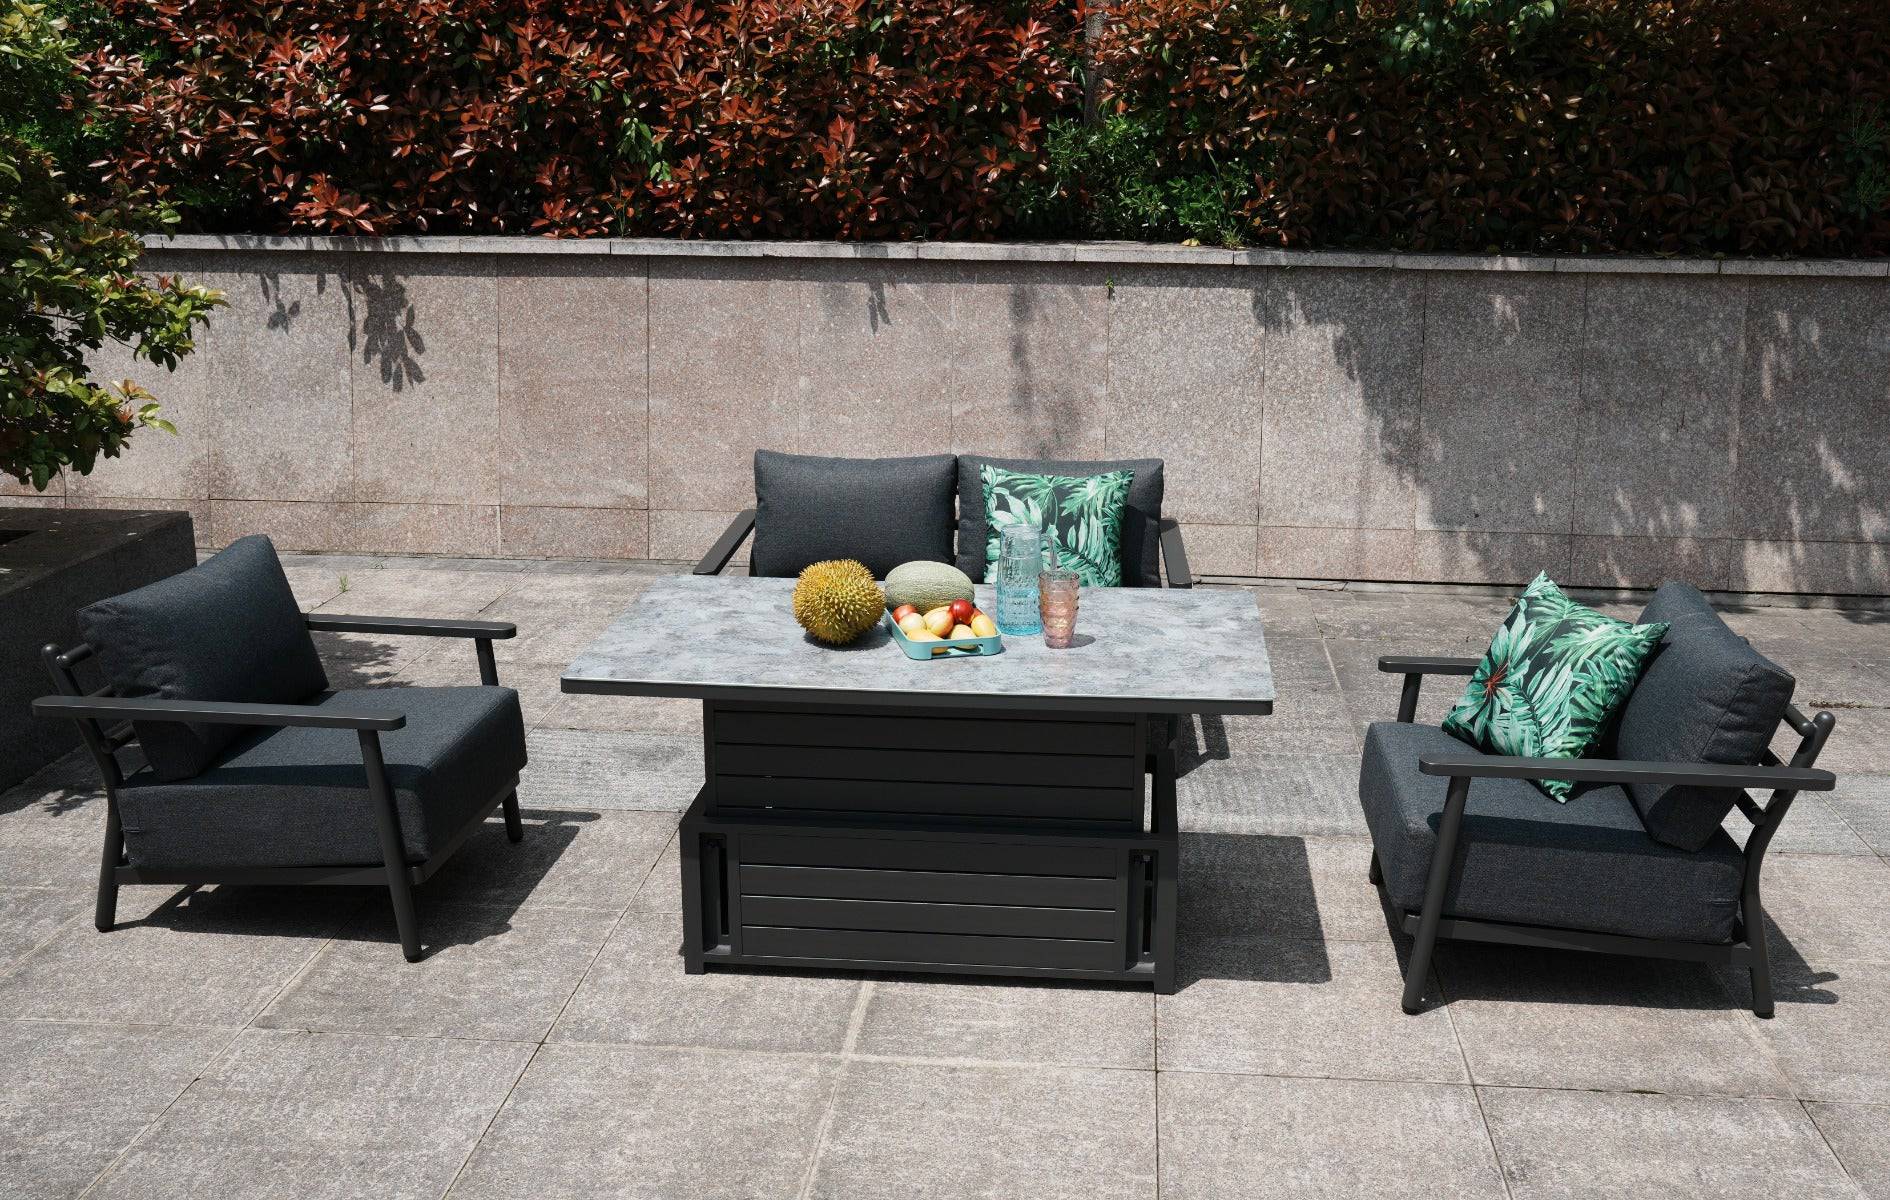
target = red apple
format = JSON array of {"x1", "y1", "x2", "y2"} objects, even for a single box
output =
[
  {"x1": 891, "y1": 604, "x2": 917, "y2": 623},
  {"x1": 949, "y1": 598, "x2": 975, "y2": 625}
]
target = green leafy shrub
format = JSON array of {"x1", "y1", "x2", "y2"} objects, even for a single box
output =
[
  {"x1": 1014, "y1": 115, "x2": 1251, "y2": 246},
  {"x1": 0, "y1": 1, "x2": 222, "y2": 490}
]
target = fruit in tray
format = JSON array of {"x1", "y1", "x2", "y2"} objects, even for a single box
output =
[
  {"x1": 792, "y1": 559, "x2": 885, "y2": 645},
  {"x1": 884, "y1": 561, "x2": 975, "y2": 614},
  {"x1": 910, "y1": 603, "x2": 997, "y2": 643}
]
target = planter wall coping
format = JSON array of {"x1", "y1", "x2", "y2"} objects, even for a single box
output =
[{"x1": 141, "y1": 234, "x2": 1890, "y2": 279}]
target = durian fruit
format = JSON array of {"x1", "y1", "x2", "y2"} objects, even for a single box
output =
[{"x1": 792, "y1": 559, "x2": 885, "y2": 645}]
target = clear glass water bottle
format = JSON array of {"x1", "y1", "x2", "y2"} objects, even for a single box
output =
[{"x1": 994, "y1": 525, "x2": 1046, "y2": 635}]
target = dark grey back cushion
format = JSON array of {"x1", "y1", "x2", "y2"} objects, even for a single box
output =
[
  {"x1": 751, "y1": 451, "x2": 957, "y2": 579},
  {"x1": 77, "y1": 534, "x2": 328, "y2": 782},
  {"x1": 956, "y1": 456, "x2": 1165, "y2": 587},
  {"x1": 1614, "y1": 581, "x2": 1796, "y2": 851}
]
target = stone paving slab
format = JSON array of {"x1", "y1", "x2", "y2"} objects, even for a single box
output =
[{"x1": 4, "y1": 560, "x2": 1890, "y2": 1196}]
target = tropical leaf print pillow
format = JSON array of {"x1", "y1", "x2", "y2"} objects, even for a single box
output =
[
  {"x1": 1442, "y1": 572, "x2": 1669, "y2": 801},
  {"x1": 980, "y1": 465, "x2": 1134, "y2": 588}
]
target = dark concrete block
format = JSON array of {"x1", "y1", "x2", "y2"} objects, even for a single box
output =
[{"x1": 0, "y1": 508, "x2": 196, "y2": 789}]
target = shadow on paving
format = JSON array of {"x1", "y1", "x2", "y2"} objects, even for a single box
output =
[{"x1": 107, "y1": 807, "x2": 607, "y2": 955}]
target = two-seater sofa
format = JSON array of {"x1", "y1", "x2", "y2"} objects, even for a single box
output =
[{"x1": 1362, "y1": 582, "x2": 1838, "y2": 1017}]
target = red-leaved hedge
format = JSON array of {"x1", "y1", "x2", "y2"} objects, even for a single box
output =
[
  {"x1": 72, "y1": 0, "x2": 1890, "y2": 253},
  {"x1": 80, "y1": 0, "x2": 1076, "y2": 239},
  {"x1": 1103, "y1": 0, "x2": 1890, "y2": 255}
]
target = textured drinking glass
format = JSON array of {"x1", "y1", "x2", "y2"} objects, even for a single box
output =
[
  {"x1": 1039, "y1": 567, "x2": 1080, "y2": 649},
  {"x1": 994, "y1": 525, "x2": 1045, "y2": 635}
]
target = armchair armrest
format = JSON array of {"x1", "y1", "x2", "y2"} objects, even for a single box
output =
[
  {"x1": 306, "y1": 615, "x2": 516, "y2": 639},
  {"x1": 1418, "y1": 753, "x2": 1836, "y2": 793},
  {"x1": 1380, "y1": 655, "x2": 1479, "y2": 723},
  {"x1": 695, "y1": 510, "x2": 756, "y2": 575},
  {"x1": 1378, "y1": 655, "x2": 1479, "y2": 675},
  {"x1": 32, "y1": 694, "x2": 406, "y2": 732},
  {"x1": 1158, "y1": 518, "x2": 1193, "y2": 588}
]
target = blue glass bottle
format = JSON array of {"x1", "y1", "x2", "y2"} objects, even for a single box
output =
[{"x1": 994, "y1": 525, "x2": 1046, "y2": 635}]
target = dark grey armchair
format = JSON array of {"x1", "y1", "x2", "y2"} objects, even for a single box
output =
[
  {"x1": 33, "y1": 535, "x2": 526, "y2": 963},
  {"x1": 693, "y1": 450, "x2": 1193, "y2": 588},
  {"x1": 1361, "y1": 582, "x2": 1837, "y2": 1018}
]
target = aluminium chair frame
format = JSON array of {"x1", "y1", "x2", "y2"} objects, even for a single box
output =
[
  {"x1": 1374, "y1": 655, "x2": 1838, "y2": 1019},
  {"x1": 33, "y1": 613, "x2": 522, "y2": 963},
  {"x1": 692, "y1": 508, "x2": 1197, "y2": 588}
]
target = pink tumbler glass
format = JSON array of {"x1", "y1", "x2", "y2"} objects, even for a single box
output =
[{"x1": 1039, "y1": 567, "x2": 1080, "y2": 649}]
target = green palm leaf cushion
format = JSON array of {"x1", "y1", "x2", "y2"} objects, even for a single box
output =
[
  {"x1": 980, "y1": 464, "x2": 1134, "y2": 587},
  {"x1": 1442, "y1": 572, "x2": 1669, "y2": 801}
]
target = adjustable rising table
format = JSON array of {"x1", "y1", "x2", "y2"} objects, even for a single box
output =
[{"x1": 561, "y1": 574, "x2": 1274, "y2": 993}]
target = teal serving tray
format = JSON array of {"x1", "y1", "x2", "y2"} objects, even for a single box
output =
[{"x1": 885, "y1": 613, "x2": 1005, "y2": 660}]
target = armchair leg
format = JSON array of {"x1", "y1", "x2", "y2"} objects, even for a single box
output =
[
  {"x1": 1368, "y1": 851, "x2": 1383, "y2": 886},
  {"x1": 1403, "y1": 775, "x2": 1469, "y2": 1015},
  {"x1": 95, "y1": 805, "x2": 124, "y2": 933},
  {"x1": 1744, "y1": 888, "x2": 1775, "y2": 1019},
  {"x1": 360, "y1": 730, "x2": 425, "y2": 962},
  {"x1": 502, "y1": 789, "x2": 523, "y2": 843}
]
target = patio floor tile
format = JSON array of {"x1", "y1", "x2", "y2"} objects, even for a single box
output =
[
  {"x1": 517, "y1": 728, "x2": 702, "y2": 812},
  {"x1": 626, "y1": 831, "x2": 682, "y2": 913},
  {"x1": 0, "y1": 886, "x2": 82, "y2": 969},
  {"x1": 1157, "y1": 1073, "x2": 1505, "y2": 1199},
  {"x1": 808, "y1": 1059, "x2": 1156, "y2": 1200},
  {"x1": 1181, "y1": 833, "x2": 1387, "y2": 943},
  {"x1": 1178, "y1": 753, "x2": 1366, "y2": 837},
  {"x1": 256, "y1": 904, "x2": 618, "y2": 1041},
  {"x1": 0, "y1": 1020, "x2": 240, "y2": 1200},
  {"x1": 451, "y1": 1043, "x2": 837, "y2": 1200},
  {"x1": 1736, "y1": 959, "x2": 1890, "y2": 1103},
  {"x1": 419, "y1": 809, "x2": 676, "y2": 911},
  {"x1": 85, "y1": 1028, "x2": 532, "y2": 1200},
  {"x1": 852, "y1": 976, "x2": 1154, "y2": 1069},
  {"x1": 1806, "y1": 1102, "x2": 1890, "y2": 1200},
  {"x1": 1159, "y1": 938, "x2": 1465, "y2": 1082},
  {"x1": 1760, "y1": 855, "x2": 1890, "y2": 964},
  {"x1": 1435, "y1": 945, "x2": 1792, "y2": 1097},
  {"x1": 549, "y1": 911, "x2": 865, "y2": 1053},
  {"x1": 1479, "y1": 1087, "x2": 1857, "y2": 1200},
  {"x1": 0, "y1": 885, "x2": 357, "y2": 1026},
  {"x1": 1824, "y1": 773, "x2": 1890, "y2": 855}
]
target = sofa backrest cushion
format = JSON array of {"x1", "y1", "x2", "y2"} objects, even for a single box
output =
[
  {"x1": 956, "y1": 456, "x2": 1165, "y2": 587},
  {"x1": 77, "y1": 534, "x2": 329, "y2": 782},
  {"x1": 751, "y1": 450, "x2": 958, "y2": 579},
  {"x1": 1614, "y1": 581, "x2": 1796, "y2": 851}
]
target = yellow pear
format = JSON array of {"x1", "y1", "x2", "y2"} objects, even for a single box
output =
[
  {"x1": 949, "y1": 623, "x2": 975, "y2": 640},
  {"x1": 968, "y1": 613, "x2": 997, "y2": 638}
]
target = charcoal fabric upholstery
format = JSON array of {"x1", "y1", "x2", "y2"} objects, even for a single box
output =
[
  {"x1": 955, "y1": 456, "x2": 1165, "y2": 587},
  {"x1": 77, "y1": 535, "x2": 328, "y2": 781},
  {"x1": 115, "y1": 686, "x2": 526, "y2": 869},
  {"x1": 1612, "y1": 582, "x2": 1797, "y2": 851},
  {"x1": 751, "y1": 450, "x2": 957, "y2": 579},
  {"x1": 1359, "y1": 721, "x2": 1746, "y2": 944}
]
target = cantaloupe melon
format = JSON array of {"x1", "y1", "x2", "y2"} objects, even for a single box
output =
[{"x1": 883, "y1": 561, "x2": 974, "y2": 613}]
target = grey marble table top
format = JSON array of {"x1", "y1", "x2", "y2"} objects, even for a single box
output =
[{"x1": 562, "y1": 575, "x2": 1274, "y2": 714}]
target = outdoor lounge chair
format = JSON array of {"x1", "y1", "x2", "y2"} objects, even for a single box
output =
[
  {"x1": 1361, "y1": 582, "x2": 1838, "y2": 1017},
  {"x1": 693, "y1": 450, "x2": 1193, "y2": 588},
  {"x1": 32, "y1": 535, "x2": 526, "y2": 963}
]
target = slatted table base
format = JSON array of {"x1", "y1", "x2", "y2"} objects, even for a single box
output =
[{"x1": 680, "y1": 700, "x2": 1180, "y2": 992}]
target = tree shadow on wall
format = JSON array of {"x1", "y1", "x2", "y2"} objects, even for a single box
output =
[
  {"x1": 1233, "y1": 269, "x2": 1890, "y2": 611},
  {"x1": 345, "y1": 269, "x2": 426, "y2": 391}
]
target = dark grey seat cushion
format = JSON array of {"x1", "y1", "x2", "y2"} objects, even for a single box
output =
[
  {"x1": 956, "y1": 456, "x2": 1165, "y2": 587},
  {"x1": 751, "y1": 450, "x2": 957, "y2": 578},
  {"x1": 115, "y1": 686, "x2": 526, "y2": 870},
  {"x1": 77, "y1": 535, "x2": 328, "y2": 781},
  {"x1": 1360, "y1": 721, "x2": 1746, "y2": 944},
  {"x1": 1612, "y1": 582, "x2": 1797, "y2": 851}
]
